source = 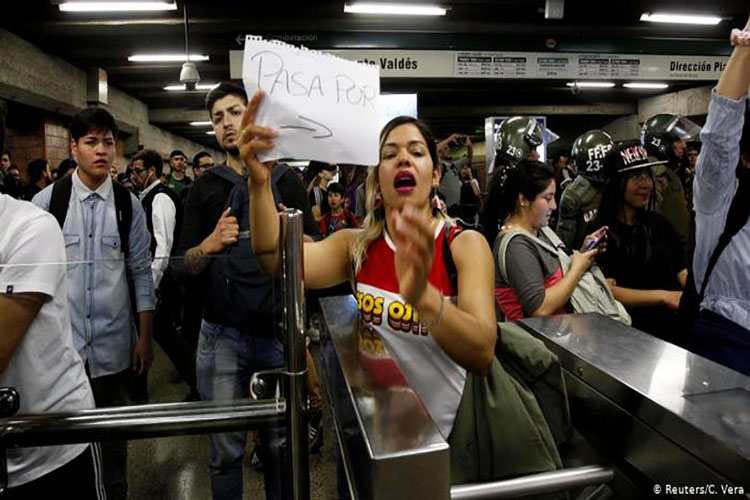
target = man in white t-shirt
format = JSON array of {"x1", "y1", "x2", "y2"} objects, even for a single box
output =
[{"x1": 0, "y1": 194, "x2": 104, "y2": 499}]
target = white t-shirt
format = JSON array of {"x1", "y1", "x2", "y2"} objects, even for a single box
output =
[{"x1": 0, "y1": 195, "x2": 95, "y2": 488}]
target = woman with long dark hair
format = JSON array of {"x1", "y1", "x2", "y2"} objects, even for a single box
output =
[
  {"x1": 490, "y1": 159, "x2": 607, "y2": 320},
  {"x1": 594, "y1": 141, "x2": 686, "y2": 344}
]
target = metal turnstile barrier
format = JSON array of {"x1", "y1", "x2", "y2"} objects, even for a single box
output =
[
  {"x1": 0, "y1": 209, "x2": 310, "y2": 499},
  {"x1": 518, "y1": 314, "x2": 750, "y2": 498},
  {"x1": 318, "y1": 296, "x2": 615, "y2": 499}
]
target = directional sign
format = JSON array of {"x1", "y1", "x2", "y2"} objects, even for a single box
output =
[{"x1": 242, "y1": 36, "x2": 381, "y2": 165}]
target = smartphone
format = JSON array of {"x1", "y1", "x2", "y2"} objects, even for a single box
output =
[{"x1": 584, "y1": 231, "x2": 606, "y2": 252}]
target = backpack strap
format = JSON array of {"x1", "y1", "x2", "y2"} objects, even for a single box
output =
[
  {"x1": 112, "y1": 182, "x2": 132, "y2": 258},
  {"x1": 495, "y1": 230, "x2": 526, "y2": 284},
  {"x1": 49, "y1": 176, "x2": 74, "y2": 229},
  {"x1": 442, "y1": 223, "x2": 463, "y2": 291}
]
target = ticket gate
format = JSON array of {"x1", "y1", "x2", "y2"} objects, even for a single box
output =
[
  {"x1": 319, "y1": 297, "x2": 749, "y2": 499},
  {"x1": 2, "y1": 207, "x2": 747, "y2": 499}
]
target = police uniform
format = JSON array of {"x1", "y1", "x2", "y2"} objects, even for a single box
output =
[{"x1": 556, "y1": 176, "x2": 603, "y2": 250}]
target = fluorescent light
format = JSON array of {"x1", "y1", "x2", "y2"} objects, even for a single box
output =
[
  {"x1": 206, "y1": 131, "x2": 216, "y2": 135},
  {"x1": 624, "y1": 82, "x2": 670, "y2": 89},
  {"x1": 189, "y1": 121, "x2": 212, "y2": 126},
  {"x1": 128, "y1": 54, "x2": 209, "y2": 62},
  {"x1": 60, "y1": 2, "x2": 177, "y2": 12},
  {"x1": 164, "y1": 84, "x2": 218, "y2": 91},
  {"x1": 640, "y1": 12, "x2": 721, "y2": 25},
  {"x1": 566, "y1": 81, "x2": 616, "y2": 88},
  {"x1": 344, "y1": 2, "x2": 446, "y2": 16}
]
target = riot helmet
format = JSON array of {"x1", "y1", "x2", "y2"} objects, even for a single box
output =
[
  {"x1": 571, "y1": 129, "x2": 614, "y2": 184},
  {"x1": 493, "y1": 116, "x2": 559, "y2": 171},
  {"x1": 640, "y1": 114, "x2": 701, "y2": 161}
]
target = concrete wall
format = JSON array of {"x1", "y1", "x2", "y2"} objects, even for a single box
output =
[
  {"x1": 0, "y1": 28, "x2": 221, "y2": 167},
  {"x1": 637, "y1": 86, "x2": 712, "y2": 122}
]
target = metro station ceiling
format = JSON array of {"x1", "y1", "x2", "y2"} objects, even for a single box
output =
[{"x1": 1, "y1": 0, "x2": 747, "y2": 148}]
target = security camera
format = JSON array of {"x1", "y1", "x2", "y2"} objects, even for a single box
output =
[
  {"x1": 570, "y1": 82, "x2": 579, "y2": 96},
  {"x1": 180, "y1": 62, "x2": 200, "y2": 90}
]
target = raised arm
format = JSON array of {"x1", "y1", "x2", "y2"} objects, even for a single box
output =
[
  {"x1": 240, "y1": 91, "x2": 353, "y2": 288},
  {"x1": 716, "y1": 20, "x2": 750, "y2": 99}
]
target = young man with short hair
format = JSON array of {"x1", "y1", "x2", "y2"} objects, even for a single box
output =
[
  {"x1": 166, "y1": 149, "x2": 192, "y2": 196},
  {"x1": 177, "y1": 81, "x2": 318, "y2": 500},
  {"x1": 192, "y1": 151, "x2": 214, "y2": 178},
  {"x1": 32, "y1": 106, "x2": 155, "y2": 500},
  {"x1": 22, "y1": 158, "x2": 51, "y2": 201},
  {"x1": 131, "y1": 148, "x2": 197, "y2": 400}
]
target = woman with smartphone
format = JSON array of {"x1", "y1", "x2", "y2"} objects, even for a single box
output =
[
  {"x1": 490, "y1": 159, "x2": 608, "y2": 320},
  {"x1": 594, "y1": 141, "x2": 687, "y2": 345}
]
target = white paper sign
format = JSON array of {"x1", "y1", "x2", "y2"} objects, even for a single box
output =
[{"x1": 242, "y1": 36, "x2": 381, "y2": 165}]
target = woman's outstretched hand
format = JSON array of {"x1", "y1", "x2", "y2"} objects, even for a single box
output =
[
  {"x1": 390, "y1": 204, "x2": 436, "y2": 307},
  {"x1": 238, "y1": 89, "x2": 278, "y2": 186}
]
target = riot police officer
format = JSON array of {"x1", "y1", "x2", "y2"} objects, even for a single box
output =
[
  {"x1": 556, "y1": 130, "x2": 614, "y2": 250},
  {"x1": 641, "y1": 114, "x2": 701, "y2": 252},
  {"x1": 480, "y1": 116, "x2": 558, "y2": 244}
]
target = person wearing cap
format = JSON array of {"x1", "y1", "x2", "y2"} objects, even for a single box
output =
[
  {"x1": 686, "y1": 22, "x2": 750, "y2": 375},
  {"x1": 556, "y1": 130, "x2": 615, "y2": 250},
  {"x1": 166, "y1": 149, "x2": 192, "y2": 196},
  {"x1": 593, "y1": 141, "x2": 687, "y2": 345}
]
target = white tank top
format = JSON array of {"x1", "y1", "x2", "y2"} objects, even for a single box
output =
[{"x1": 355, "y1": 221, "x2": 466, "y2": 438}]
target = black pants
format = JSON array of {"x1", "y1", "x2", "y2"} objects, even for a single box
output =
[
  {"x1": 89, "y1": 369, "x2": 130, "y2": 500},
  {"x1": 688, "y1": 310, "x2": 750, "y2": 376},
  {"x1": 0, "y1": 444, "x2": 105, "y2": 500}
]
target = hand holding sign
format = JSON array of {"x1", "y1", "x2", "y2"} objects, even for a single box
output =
[
  {"x1": 238, "y1": 90, "x2": 277, "y2": 186},
  {"x1": 242, "y1": 36, "x2": 380, "y2": 166}
]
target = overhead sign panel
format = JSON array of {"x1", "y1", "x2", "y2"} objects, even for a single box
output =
[{"x1": 231, "y1": 49, "x2": 727, "y2": 81}]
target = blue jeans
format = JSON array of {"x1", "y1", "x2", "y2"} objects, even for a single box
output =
[{"x1": 196, "y1": 320, "x2": 286, "y2": 500}]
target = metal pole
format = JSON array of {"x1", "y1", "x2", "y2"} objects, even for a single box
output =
[
  {"x1": 280, "y1": 208, "x2": 309, "y2": 500},
  {"x1": 0, "y1": 399, "x2": 285, "y2": 447},
  {"x1": 450, "y1": 465, "x2": 614, "y2": 499}
]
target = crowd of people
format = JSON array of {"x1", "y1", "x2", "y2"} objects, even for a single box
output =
[{"x1": 1, "y1": 20, "x2": 749, "y2": 500}]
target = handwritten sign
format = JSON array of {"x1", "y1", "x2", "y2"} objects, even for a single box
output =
[{"x1": 243, "y1": 36, "x2": 381, "y2": 165}]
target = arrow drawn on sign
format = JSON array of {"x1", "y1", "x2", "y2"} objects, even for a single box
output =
[{"x1": 279, "y1": 115, "x2": 333, "y2": 139}]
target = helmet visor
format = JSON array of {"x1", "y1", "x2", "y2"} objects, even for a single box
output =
[{"x1": 666, "y1": 116, "x2": 702, "y2": 142}]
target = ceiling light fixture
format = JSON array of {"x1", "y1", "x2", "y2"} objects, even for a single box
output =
[
  {"x1": 164, "y1": 84, "x2": 217, "y2": 91},
  {"x1": 640, "y1": 12, "x2": 721, "y2": 25},
  {"x1": 206, "y1": 131, "x2": 216, "y2": 135},
  {"x1": 566, "y1": 81, "x2": 616, "y2": 88},
  {"x1": 344, "y1": 2, "x2": 446, "y2": 16},
  {"x1": 189, "y1": 121, "x2": 213, "y2": 126},
  {"x1": 624, "y1": 82, "x2": 670, "y2": 89},
  {"x1": 59, "y1": 2, "x2": 177, "y2": 12},
  {"x1": 129, "y1": 54, "x2": 209, "y2": 62}
]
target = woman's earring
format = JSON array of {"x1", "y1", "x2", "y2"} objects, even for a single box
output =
[{"x1": 374, "y1": 191, "x2": 384, "y2": 219}]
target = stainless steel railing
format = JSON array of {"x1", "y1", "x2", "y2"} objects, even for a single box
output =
[{"x1": 0, "y1": 209, "x2": 310, "y2": 498}]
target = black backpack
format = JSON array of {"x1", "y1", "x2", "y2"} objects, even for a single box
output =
[
  {"x1": 206, "y1": 164, "x2": 290, "y2": 329},
  {"x1": 678, "y1": 165, "x2": 750, "y2": 333}
]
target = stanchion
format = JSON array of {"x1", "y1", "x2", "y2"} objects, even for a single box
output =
[{"x1": 280, "y1": 208, "x2": 310, "y2": 500}]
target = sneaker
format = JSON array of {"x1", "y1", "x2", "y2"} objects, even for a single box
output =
[{"x1": 309, "y1": 412, "x2": 324, "y2": 453}]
